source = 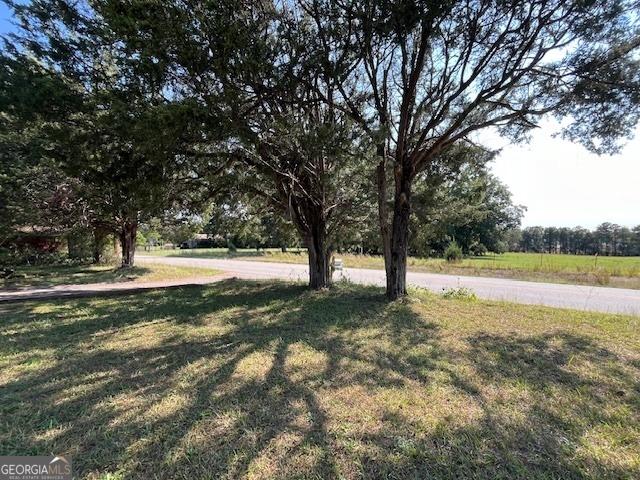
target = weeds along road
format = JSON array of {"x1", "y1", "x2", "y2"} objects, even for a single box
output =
[{"x1": 138, "y1": 255, "x2": 640, "y2": 316}]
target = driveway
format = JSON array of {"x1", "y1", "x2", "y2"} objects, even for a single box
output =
[
  {"x1": 0, "y1": 274, "x2": 231, "y2": 303},
  {"x1": 138, "y1": 255, "x2": 640, "y2": 316}
]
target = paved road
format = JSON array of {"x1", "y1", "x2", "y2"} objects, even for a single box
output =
[{"x1": 138, "y1": 255, "x2": 640, "y2": 315}]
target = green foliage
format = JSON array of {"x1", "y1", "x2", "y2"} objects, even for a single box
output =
[
  {"x1": 306, "y1": 0, "x2": 640, "y2": 296},
  {"x1": 137, "y1": 216, "x2": 205, "y2": 248},
  {"x1": 444, "y1": 241, "x2": 463, "y2": 263},
  {"x1": 136, "y1": 231, "x2": 148, "y2": 247},
  {"x1": 441, "y1": 287, "x2": 477, "y2": 301},
  {"x1": 469, "y1": 242, "x2": 489, "y2": 257},
  {"x1": 0, "y1": 247, "x2": 68, "y2": 267},
  {"x1": 519, "y1": 223, "x2": 640, "y2": 256},
  {"x1": 66, "y1": 229, "x2": 93, "y2": 261},
  {"x1": 493, "y1": 240, "x2": 508, "y2": 255},
  {"x1": 2, "y1": 0, "x2": 639, "y2": 289},
  {"x1": 410, "y1": 152, "x2": 525, "y2": 257},
  {"x1": 1, "y1": 1, "x2": 212, "y2": 266}
]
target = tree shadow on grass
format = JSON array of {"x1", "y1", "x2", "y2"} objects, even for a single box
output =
[
  {"x1": 357, "y1": 330, "x2": 640, "y2": 479},
  {"x1": 3, "y1": 264, "x2": 153, "y2": 290},
  {"x1": 1, "y1": 280, "x2": 434, "y2": 478},
  {"x1": 1, "y1": 280, "x2": 639, "y2": 479}
]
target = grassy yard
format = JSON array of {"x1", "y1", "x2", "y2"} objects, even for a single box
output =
[
  {"x1": 142, "y1": 248, "x2": 640, "y2": 288},
  {"x1": 1, "y1": 263, "x2": 221, "y2": 289},
  {"x1": 1, "y1": 280, "x2": 638, "y2": 479}
]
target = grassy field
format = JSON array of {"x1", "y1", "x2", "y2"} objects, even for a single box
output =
[
  {"x1": 1, "y1": 280, "x2": 638, "y2": 479},
  {"x1": 142, "y1": 248, "x2": 640, "y2": 288},
  {"x1": 1, "y1": 263, "x2": 221, "y2": 289}
]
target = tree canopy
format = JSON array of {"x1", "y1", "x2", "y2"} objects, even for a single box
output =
[
  {"x1": 1, "y1": 0, "x2": 639, "y2": 294},
  {"x1": 302, "y1": 0, "x2": 640, "y2": 297}
]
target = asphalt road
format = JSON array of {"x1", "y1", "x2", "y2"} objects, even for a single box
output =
[{"x1": 138, "y1": 255, "x2": 640, "y2": 316}]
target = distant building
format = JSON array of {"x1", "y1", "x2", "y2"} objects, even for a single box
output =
[
  {"x1": 180, "y1": 233, "x2": 210, "y2": 249},
  {"x1": 8, "y1": 226, "x2": 64, "y2": 253}
]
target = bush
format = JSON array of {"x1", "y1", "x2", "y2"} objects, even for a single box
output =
[
  {"x1": 469, "y1": 242, "x2": 488, "y2": 256},
  {"x1": 441, "y1": 287, "x2": 477, "y2": 301},
  {"x1": 493, "y1": 240, "x2": 508, "y2": 255},
  {"x1": 67, "y1": 230, "x2": 93, "y2": 261},
  {"x1": 1, "y1": 247, "x2": 69, "y2": 266},
  {"x1": 444, "y1": 240, "x2": 463, "y2": 262}
]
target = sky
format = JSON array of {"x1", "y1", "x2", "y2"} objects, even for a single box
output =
[
  {"x1": 0, "y1": 3, "x2": 14, "y2": 36},
  {"x1": 486, "y1": 122, "x2": 640, "y2": 229},
  {"x1": 1, "y1": 6, "x2": 638, "y2": 230}
]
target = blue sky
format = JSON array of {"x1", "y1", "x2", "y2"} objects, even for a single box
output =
[
  {"x1": 0, "y1": 3, "x2": 15, "y2": 36},
  {"x1": 1, "y1": 5, "x2": 638, "y2": 229}
]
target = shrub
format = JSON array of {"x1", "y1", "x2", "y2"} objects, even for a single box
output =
[
  {"x1": 1, "y1": 247, "x2": 69, "y2": 266},
  {"x1": 66, "y1": 230, "x2": 93, "y2": 260},
  {"x1": 441, "y1": 287, "x2": 477, "y2": 301},
  {"x1": 444, "y1": 240, "x2": 463, "y2": 262},
  {"x1": 196, "y1": 238, "x2": 215, "y2": 248},
  {"x1": 493, "y1": 240, "x2": 508, "y2": 254},
  {"x1": 469, "y1": 242, "x2": 488, "y2": 256}
]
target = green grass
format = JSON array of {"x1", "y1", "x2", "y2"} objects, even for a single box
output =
[
  {"x1": 1, "y1": 280, "x2": 638, "y2": 479},
  {"x1": 142, "y1": 249, "x2": 640, "y2": 288},
  {"x1": 2, "y1": 263, "x2": 221, "y2": 289}
]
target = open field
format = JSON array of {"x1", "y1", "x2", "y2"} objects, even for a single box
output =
[
  {"x1": 1, "y1": 263, "x2": 221, "y2": 289},
  {"x1": 142, "y1": 249, "x2": 640, "y2": 289},
  {"x1": 1, "y1": 280, "x2": 638, "y2": 479}
]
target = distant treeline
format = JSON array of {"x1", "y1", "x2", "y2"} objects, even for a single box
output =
[{"x1": 509, "y1": 223, "x2": 640, "y2": 256}]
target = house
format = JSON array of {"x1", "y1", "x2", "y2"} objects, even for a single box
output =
[
  {"x1": 7, "y1": 226, "x2": 64, "y2": 253},
  {"x1": 180, "y1": 233, "x2": 211, "y2": 249}
]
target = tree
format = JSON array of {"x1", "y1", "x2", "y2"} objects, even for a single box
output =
[
  {"x1": 504, "y1": 228, "x2": 523, "y2": 253},
  {"x1": 570, "y1": 227, "x2": 593, "y2": 255},
  {"x1": 202, "y1": 197, "x2": 300, "y2": 251},
  {"x1": 3, "y1": 1, "x2": 203, "y2": 267},
  {"x1": 514, "y1": 224, "x2": 640, "y2": 256},
  {"x1": 236, "y1": 110, "x2": 371, "y2": 288},
  {"x1": 204, "y1": 197, "x2": 269, "y2": 249},
  {"x1": 137, "y1": 215, "x2": 206, "y2": 249},
  {"x1": 410, "y1": 146, "x2": 524, "y2": 256},
  {"x1": 616, "y1": 226, "x2": 634, "y2": 256},
  {"x1": 521, "y1": 227, "x2": 545, "y2": 253},
  {"x1": 595, "y1": 222, "x2": 615, "y2": 255},
  {"x1": 0, "y1": 159, "x2": 89, "y2": 249},
  {"x1": 0, "y1": 54, "x2": 100, "y2": 257},
  {"x1": 111, "y1": 2, "x2": 371, "y2": 288},
  {"x1": 544, "y1": 227, "x2": 559, "y2": 254},
  {"x1": 632, "y1": 226, "x2": 640, "y2": 256},
  {"x1": 162, "y1": 217, "x2": 206, "y2": 249},
  {"x1": 305, "y1": 0, "x2": 640, "y2": 298}
]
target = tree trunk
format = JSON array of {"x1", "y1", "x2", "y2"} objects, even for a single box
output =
[
  {"x1": 377, "y1": 158, "x2": 393, "y2": 294},
  {"x1": 119, "y1": 219, "x2": 138, "y2": 268},
  {"x1": 92, "y1": 227, "x2": 107, "y2": 264},
  {"x1": 305, "y1": 225, "x2": 332, "y2": 290},
  {"x1": 386, "y1": 163, "x2": 413, "y2": 300}
]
